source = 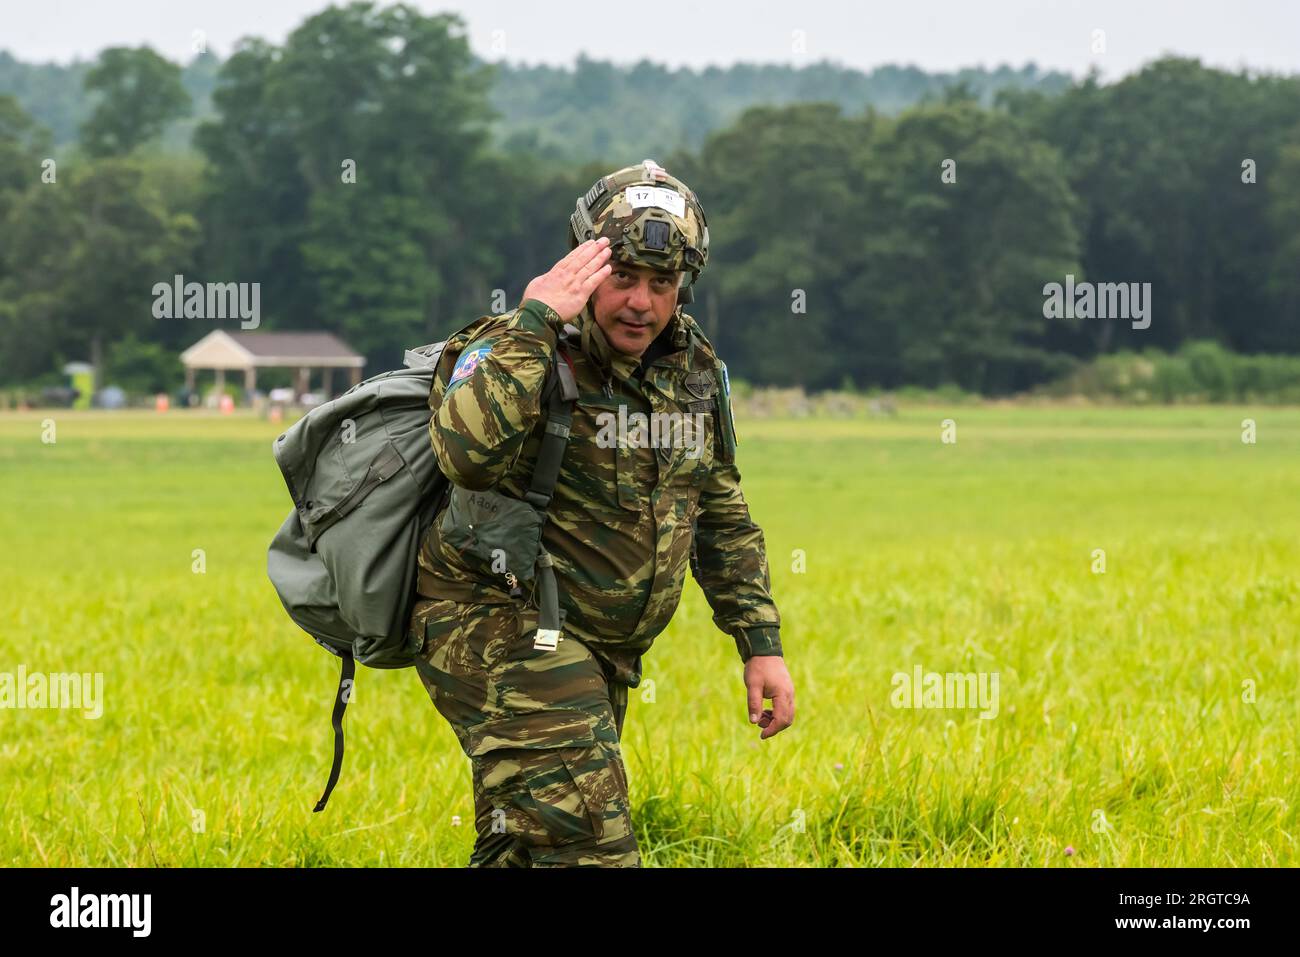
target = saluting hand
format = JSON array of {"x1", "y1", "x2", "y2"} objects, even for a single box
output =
[{"x1": 521, "y1": 236, "x2": 613, "y2": 323}]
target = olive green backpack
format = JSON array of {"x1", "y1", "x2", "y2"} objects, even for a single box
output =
[{"x1": 267, "y1": 317, "x2": 579, "y2": 811}]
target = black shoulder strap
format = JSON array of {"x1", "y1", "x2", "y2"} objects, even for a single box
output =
[
  {"x1": 524, "y1": 335, "x2": 579, "y2": 510},
  {"x1": 313, "y1": 650, "x2": 354, "y2": 812},
  {"x1": 523, "y1": 331, "x2": 579, "y2": 640}
]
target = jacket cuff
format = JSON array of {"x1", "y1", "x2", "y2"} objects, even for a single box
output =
[
  {"x1": 513, "y1": 299, "x2": 562, "y2": 341},
  {"x1": 734, "y1": 625, "x2": 783, "y2": 662}
]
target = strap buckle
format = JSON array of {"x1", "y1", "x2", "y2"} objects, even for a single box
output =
[{"x1": 533, "y1": 628, "x2": 563, "y2": 651}]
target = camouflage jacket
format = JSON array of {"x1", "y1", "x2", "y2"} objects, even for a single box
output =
[{"x1": 415, "y1": 298, "x2": 782, "y2": 687}]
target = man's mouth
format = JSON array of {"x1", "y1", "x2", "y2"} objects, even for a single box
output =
[{"x1": 617, "y1": 318, "x2": 649, "y2": 331}]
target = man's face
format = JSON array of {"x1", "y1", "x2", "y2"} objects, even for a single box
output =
[{"x1": 589, "y1": 258, "x2": 681, "y2": 357}]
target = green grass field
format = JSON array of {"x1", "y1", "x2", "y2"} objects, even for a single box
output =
[{"x1": 0, "y1": 406, "x2": 1296, "y2": 867}]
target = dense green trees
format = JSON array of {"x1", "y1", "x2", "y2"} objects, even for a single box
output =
[
  {"x1": 1003, "y1": 59, "x2": 1300, "y2": 357},
  {"x1": 0, "y1": 40, "x2": 198, "y2": 387},
  {"x1": 1, "y1": 45, "x2": 1070, "y2": 160},
  {"x1": 0, "y1": 3, "x2": 1297, "y2": 395},
  {"x1": 1, "y1": 156, "x2": 196, "y2": 385},
  {"x1": 80, "y1": 47, "x2": 191, "y2": 157},
  {"x1": 195, "y1": 3, "x2": 508, "y2": 364},
  {"x1": 672, "y1": 100, "x2": 1085, "y2": 393}
]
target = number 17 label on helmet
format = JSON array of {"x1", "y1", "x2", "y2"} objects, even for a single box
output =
[{"x1": 626, "y1": 185, "x2": 685, "y2": 218}]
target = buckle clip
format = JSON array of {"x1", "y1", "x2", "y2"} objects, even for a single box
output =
[{"x1": 533, "y1": 628, "x2": 563, "y2": 651}]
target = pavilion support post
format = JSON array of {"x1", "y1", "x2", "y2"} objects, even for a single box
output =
[
  {"x1": 296, "y1": 367, "x2": 311, "y2": 399},
  {"x1": 322, "y1": 367, "x2": 333, "y2": 398},
  {"x1": 349, "y1": 367, "x2": 362, "y2": 387},
  {"x1": 185, "y1": 367, "x2": 195, "y2": 391},
  {"x1": 214, "y1": 368, "x2": 226, "y2": 396},
  {"x1": 245, "y1": 367, "x2": 257, "y2": 394}
]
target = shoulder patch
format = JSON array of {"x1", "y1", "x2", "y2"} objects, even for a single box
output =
[
  {"x1": 715, "y1": 358, "x2": 737, "y2": 459},
  {"x1": 447, "y1": 343, "x2": 491, "y2": 390}
]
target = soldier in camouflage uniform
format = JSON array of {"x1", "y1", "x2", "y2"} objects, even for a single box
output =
[{"x1": 409, "y1": 160, "x2": 795, "y2": 867}]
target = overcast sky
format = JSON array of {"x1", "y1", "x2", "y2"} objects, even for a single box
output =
[{"x1": 6, "y1": 0, "x2": 1299, "y2": 79}]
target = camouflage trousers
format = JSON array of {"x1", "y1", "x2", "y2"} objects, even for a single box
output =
[{"x1": 409, "y1": 597, "x2": 640, "y2": 867}]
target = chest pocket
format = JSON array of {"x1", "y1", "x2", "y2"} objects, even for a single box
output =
[
  {"x1": 656, "y1": 368, "x2": 717, "y2": 490},
  {"x1": 550, "y1": 391, "x2": 641, "y2": 520}
]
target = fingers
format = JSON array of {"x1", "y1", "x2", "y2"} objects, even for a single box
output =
[
  {"x1": 580, "y1": 261, "x2": 612, "y2": 294},
  {"x1": 557, "y1": 237, "x2": 596, "y2": 269},
  {"x1": 746, "y1": 678, "x2": 764, "y2": 724},
  {"x1": 760, "y1": 686, "x2": 795, "y2": 740},
  {"x1": 571, "y1": 239, "x2": 611, "y2": 295},
  {"x1": 561, "y1": 236, "x2": 610, "y2": 274},
  {"x1": 577, "y1": 241, "x2": 612, "y2": 280}
]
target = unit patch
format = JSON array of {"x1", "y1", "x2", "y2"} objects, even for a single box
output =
[{"x1": 447, "y1": 344, "x2": 492, "y2": 390}]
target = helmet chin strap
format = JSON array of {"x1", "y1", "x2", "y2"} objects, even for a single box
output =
[{"x1": 577, "y1": 298, "x2": 615, "y2": 380}]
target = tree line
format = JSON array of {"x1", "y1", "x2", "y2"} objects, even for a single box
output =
[{"x1": 0, "y1": 1, "x2": 1297, "y2": 396}]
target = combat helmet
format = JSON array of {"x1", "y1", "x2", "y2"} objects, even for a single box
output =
[{"x1": 568, "y1": 158, "x2": 710, "y2": 307}]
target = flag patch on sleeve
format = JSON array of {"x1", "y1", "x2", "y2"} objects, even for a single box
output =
[{"x1": 447, "y1": 343, "x2": 491, "y2": 390}]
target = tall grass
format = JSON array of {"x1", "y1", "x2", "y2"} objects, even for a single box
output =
[{"x1": 0, "y1": 406, "x2": 1296, "y2": 866}]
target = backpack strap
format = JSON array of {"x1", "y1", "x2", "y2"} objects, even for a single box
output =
[
  {"x1": 525, "y1": 344, "x2": 579, "y2": 510},
  {"x1": 313, "y1": 649, "x2": 355, "y2": 812},
  {"x1": 524, "y1": 334, "x2": 579, "y2": 647}
]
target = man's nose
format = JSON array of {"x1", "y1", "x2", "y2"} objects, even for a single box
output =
[{"x1": 626, "y1": 278, "x2": 652, "y2": 312}]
